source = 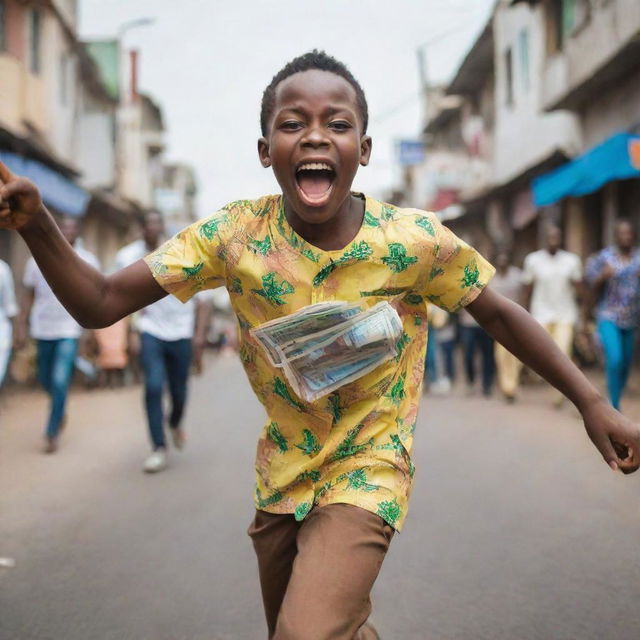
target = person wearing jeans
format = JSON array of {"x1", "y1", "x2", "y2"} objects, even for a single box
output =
[
  {"x1": 36, "y1": 338, "x2": 78, "y2": 439},
  {"x1": 459, "y1": 308, "x2": 494, "y2": 396},
  {"x1": 586, "y1": 220, "x2": 640, "y2": 410},
  {"x1": 16, "y1": 218, "x2": 99, "y2": 452},
  {"x1": 140, "y1": 332, "x2": 193, "y2": 451},
  {"x1": 113, "y1": 211, "x2": 211, "y2": 473}
]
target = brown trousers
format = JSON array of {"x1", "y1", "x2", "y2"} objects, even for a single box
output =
[{"x1": 248, "y1": 503, "x2": 395, "y2": 640}]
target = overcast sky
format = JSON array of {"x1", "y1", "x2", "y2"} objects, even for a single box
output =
[{"x1": 79, "y1": 0, "x2": 494, "y2": 216}]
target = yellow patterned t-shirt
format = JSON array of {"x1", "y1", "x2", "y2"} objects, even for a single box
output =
[{"x1": 144, "y1": 194, "x2": 494, "y2": 530}]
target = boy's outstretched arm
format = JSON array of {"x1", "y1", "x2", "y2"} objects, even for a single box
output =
[
  {"x1": 467, "y1": 287, "x2": 640, "y2": 474},
  {"x1": 0, "y1": 162, "x2": 165, "y2": 329}
]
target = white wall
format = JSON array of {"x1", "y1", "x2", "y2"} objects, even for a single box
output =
[
  {"x1": 76, "y1": 91, "x2": 116, "y2": 189},
  {"x1": 492, "y1": 1, "x2": 581, "y2": 185}
]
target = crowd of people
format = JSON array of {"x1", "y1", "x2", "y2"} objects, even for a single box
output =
[
  {"x1": 0, "y1": 213, "x2": 232, "y2": 471},
  {"x1": 425, "y1": 221, "x2": 640, "y2": 411}
]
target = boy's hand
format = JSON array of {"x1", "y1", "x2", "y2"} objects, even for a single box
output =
[
  {"x1": 582, "y1": 398, "x2": 640, "y2": 474},
  {"x1": 0, "y1": 161, "x2": 44, "y2": 230}
]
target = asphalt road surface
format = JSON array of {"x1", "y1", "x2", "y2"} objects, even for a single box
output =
[{"x1": 2, "y1": 355, "x2": 639, "y2": 639}]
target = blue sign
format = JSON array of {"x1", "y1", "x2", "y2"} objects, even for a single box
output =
[
  {"x1": 397, "y1": 140, "x2": 425, "y2": 167},
  {"x1": 0, "y1": 151, "x2": 90, "y2": 217}
]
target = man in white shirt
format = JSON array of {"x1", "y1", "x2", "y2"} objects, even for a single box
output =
[
  {"x1": 523, "y1": 225, "x2": 582, "y2": 404},
  {"x1": 114, "y1": 211, "x2": 211, "y2": 473},
  {"x1": 0, "y1": 258, "x2": 18, "y2": 387},
  {"x1": 16, "y1": 218, "x2": 99, "y2": 452}
]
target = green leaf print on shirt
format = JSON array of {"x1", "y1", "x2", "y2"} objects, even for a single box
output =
[
  {"x1": 395, "y1": 332, "x2": 410, "y2": 361},
  {"x1": 295, "y1": 429, "x2": 322, "y2": 456},
  {"x1": 294, "y1": 502, "x2": 313, "y2": 521},
  {"x1": 256, "y1": 488, "x2": 283, "y2": 508},
  {"x1": 229, "y1": 276, "x2": 243, "y2": 294},
  {"x1": 267, "y1": 421, "x2": 288, "y2": 453},
  {"x1": 377, "y1": 434, "x2": 415, "y2": 478},
  {"x1": 182, "y1": 262, "x2": 205, "y2": 279},
  {"x1": 377, "y1": 498, "x2": 402, "y2": 527},
  {"x1": 382, "y1": 243, "x2": 418, "y2": 273},
  {"x1": 313, "y1": 241, "x2": 373, "y2": 287},
  {"x1": 328, "y1": 393, "x2": 342, "y2": 425},
  {"x1": 248, "y1": 235, "x2": 272, "y2": 256},
  {"x1": 386, "y1": 373, "x2": 406, "y2": 406},
  {"x1": 380, "y1": 204, "x2": 396, "y2": 222},
  {"x1": 273, "y1": 377, "x2": 305, "y2": 412},
  {"x1": 345, "y1": 468, "x2": 380, "y2": 492},
  {"x1": 363, "y1": 210, "x2": 380, "y2": 228},
  {"x1": 359, "y1": 287, "x2": 409, "y2": 298},
  {"x1": 331, "y1": 424, "x2": 374, "y2": 461},
  {"x1": 415, "y1": 216, "x2": 435, "y2": 236},
  {"x1": 199, "y1": 215, "x2": 227, "y2": 241},
  {"x1": 461, "y1": 260, "x2": 480, "y2": 288},
  {"x1": 252, "y1": 272, "x2": 295, "y2": 306},
  {"x1": 297, "y1": 469, "x2": 321, "y2": 483}
]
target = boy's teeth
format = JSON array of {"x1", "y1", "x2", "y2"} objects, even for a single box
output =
[{"x1": 298, "y1": 162, "x2": 332, "y2": 171}]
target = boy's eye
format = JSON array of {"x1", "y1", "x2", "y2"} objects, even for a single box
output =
[
  {"x1": 329, "y1": 121, "x2": 351, "y2": 131},
  {"x1": 280, "y1": 121, "x2": 304, "y2": 131}
]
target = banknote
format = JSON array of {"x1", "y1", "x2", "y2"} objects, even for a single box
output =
[{"x1": 250, "y1": 301, "x2": 403, "y2": 402}]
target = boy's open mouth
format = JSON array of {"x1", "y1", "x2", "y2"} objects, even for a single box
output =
[{"x1": 295, "y1": 162, "x2": 336, "y2": 206}]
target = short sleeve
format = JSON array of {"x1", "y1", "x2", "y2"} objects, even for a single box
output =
[
  {"x1": 23, "y1": 257, "x2": 37, "y2": 289},
  {"x1": 420, "y1": 218, "x2": 495, "y2": 312},
  {"x1": 144, "y1": 207, "x2": 236, "y2": 303}
]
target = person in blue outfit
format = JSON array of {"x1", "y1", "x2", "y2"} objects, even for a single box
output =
[{"x1": 585, "y1": 219, "x2": 640, "y2": 410}]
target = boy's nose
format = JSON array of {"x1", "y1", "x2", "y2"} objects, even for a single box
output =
[{"x1": 302, "y1": 126, "x2": 330, "y2": 148}]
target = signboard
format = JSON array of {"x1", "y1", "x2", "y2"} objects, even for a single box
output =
[{"x1": 397, "y1": 140, "x2": 425, "y2": 167}]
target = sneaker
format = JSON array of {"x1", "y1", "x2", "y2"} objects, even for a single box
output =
[
  {"x1": 170, "y1": 427, "x2": 186, "y2": 451},
  {"x1": 143, "y1": 449, "x2": 168, "y2": 473}
]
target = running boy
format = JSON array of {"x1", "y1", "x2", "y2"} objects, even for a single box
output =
[{"x1": 1, "y1": 51, "x2": 638, "y2": 639}]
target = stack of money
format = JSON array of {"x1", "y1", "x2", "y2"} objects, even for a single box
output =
[{"x1": 251, "y1": 301, "x2": 403, "y2": 402}]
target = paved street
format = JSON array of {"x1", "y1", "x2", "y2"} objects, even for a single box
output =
[{"x1": 1, "y1": 355, "x2": 640, "y2": 640}]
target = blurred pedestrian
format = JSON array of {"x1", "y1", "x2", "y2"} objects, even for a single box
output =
[
  {"x1": 438, "y1": 311, "x2": 457, "y2": 388},
  {"x1": 0, "y1": 257, "x2": 17, "y2": 388},
  {"x1": 523, "y1": 225, "x2": 582, "y2": 405},
  {"x1": 114, "y1": 212, "x2": 212, "y2": 473},
  {"x1": 491, "y1": 250, "x2": 524, "y2": 402},
  {"x1": 585, "y1": 219, "x2": 640, "y2": 410},
  {"x1": 15, "y1": 218, "x2": 99, "y2": 453},
  {"x1": 94, "y1": 319, "x2": 128, "y2": 388},
  {"x1": 459, "y1": 307, "x2": 494, "y2": 397},
  {"x1": 425, "y1": 304, "x2": 450, "y2": 394}
]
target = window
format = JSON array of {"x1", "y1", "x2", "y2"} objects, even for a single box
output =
[
  {"x1": 505, "y1": 47, "x2": 514, "y2": 107},
  {"x1": 29, "y1": 8, "x2": 41, "y2": 74},
  {"x1": 518, "y1": 28, "x2": 530, "y2": 93}
]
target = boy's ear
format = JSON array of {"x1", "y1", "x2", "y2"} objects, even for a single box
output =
[
  {"x1": 258, "y1": 138, "x2": 271, "y2": 168},
  {"x1": 359, "y1": 136, "x2": 372, "y2": 167}
]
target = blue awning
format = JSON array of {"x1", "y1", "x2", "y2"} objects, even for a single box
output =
[
  {"x1": 532, "y1": 133, "x2": 640, "y2": 207},
  {"x1": 0, "y1": 151, "x2": 90, "y2": 217}
]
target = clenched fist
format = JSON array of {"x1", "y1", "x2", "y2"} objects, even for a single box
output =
[{"x1": 0, "y1": 160, "x2": 44, "y2": 231}]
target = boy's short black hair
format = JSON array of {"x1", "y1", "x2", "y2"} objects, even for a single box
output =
[{"x1": 260, "y1": 50, "x2": 368, "y2": 136}]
